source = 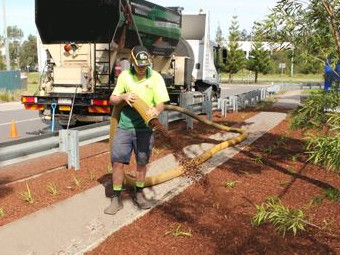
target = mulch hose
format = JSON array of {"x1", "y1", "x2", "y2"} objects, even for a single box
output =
[{"x1": 108, "y1": 97, "x2": 248, "y2": 187}]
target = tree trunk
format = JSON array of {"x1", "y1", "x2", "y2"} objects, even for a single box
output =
[
  {"x1": 322, "y1": 1, "x2": 340, "y2": 61},
  {"x1": 228, "y1": 73, "x2": 233, "y2": 83}
]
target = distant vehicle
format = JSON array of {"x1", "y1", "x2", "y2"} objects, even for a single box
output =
[{"x1": 21, "y1": 0, "x2": 225, "y2": 127}]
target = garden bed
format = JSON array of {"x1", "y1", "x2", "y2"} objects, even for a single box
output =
[{"x1": 0, "y1": 103, "x2": 339, "y2": 254}]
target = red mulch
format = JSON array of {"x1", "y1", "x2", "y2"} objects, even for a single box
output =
[{"x1": 0, "y1": 107, "x2": 339, "y2": 255}]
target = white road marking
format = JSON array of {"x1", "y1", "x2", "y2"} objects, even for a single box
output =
[{"x1": 0, "y1": 118, "x2": 42, "y2": 127}]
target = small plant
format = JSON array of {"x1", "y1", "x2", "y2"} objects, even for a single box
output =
[
  {"x1": 47, "y1": 182, "x2": 59, "y2": 195},
  {"x1": 291, "y1": 155, "x2": 298, "y2": 162},
  {"x1": 323, "y1": 188, "x2": 340, "y2": 201},
  {"x1": 308, "y1": 196, "x2": 323, "y2": 207},
  {"x1": 106, "y1": 165, "x2": 113, "y2": 174},
  {"x1": 164, "y1": 224, "x2": 192, "y2": 237},
  {"x1": 18, "y1": 182, "x2": 34, "y2": 204},
  {"x1": 287, "y1": 167, "x2": 296, "y2": 174},
  {"x1": 264, "y1": 146, "x2": 274, "y2": 154},
  {"x1": 309, "y1": 188, "x2": 340, "y2": 206},
  {"x1": 252, "y1": 156, "x2": 263, "y2": 164},
  {"x1": 252, "y1": 196, "x2": 307, "y2": 237},
  {"x1": 223, "y1": 180, "x2": 240, "y2": 188},
  {"x1": 275, "y1": 135, "x2": 286, "y2": 146},
  {"x1": 73, "y1": 176, "x2": 82, "y2": 187},
  {"x1": 280, "y1": 181, "x2": 290, "y2": 187},
  {"x1": 89, "y1": 171, "x2": 96, "y2": 181},
  {"x1": 0, "y1": 207, "x2": 5, "y2": 217}
]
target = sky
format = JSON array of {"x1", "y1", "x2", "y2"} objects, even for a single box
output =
[{"x1": 1, "y1": 0, "x2": 277, "y2": 40}]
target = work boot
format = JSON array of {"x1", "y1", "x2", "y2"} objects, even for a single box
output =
[
  {"x1": 133, "y1": 190, "x2": 153, "y2": 210},
  {"x1": 104, "y1": 195, "x2": 123, "y2": 215}
]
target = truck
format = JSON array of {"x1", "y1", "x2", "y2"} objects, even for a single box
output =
[{"x1": 22, "y1": 0, "x2": 224, "y2": 127}]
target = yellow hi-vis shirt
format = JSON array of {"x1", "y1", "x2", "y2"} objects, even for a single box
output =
[{"x1": 111, "y1": 68, "x2": 170, "y2": 130}]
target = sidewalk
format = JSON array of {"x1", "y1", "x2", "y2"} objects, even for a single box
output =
[{"x1": 0, "y1": 91, "x2": 301, "y2": 255}]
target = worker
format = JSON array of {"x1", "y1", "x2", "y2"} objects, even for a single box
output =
[{"x1": 104, "y1": 45, "x2": 170, "y2": 215}]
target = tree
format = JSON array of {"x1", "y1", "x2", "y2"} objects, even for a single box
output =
[
  {"x1": 257, "y1": 0, "x2": 340, "y2": 66},
  {"x1": 0, "y1": 35, "x2": 5, "y2": 70},
  {"x1": 215, "y1": 24, "x2": 224, "y2": 46},
  {"x1": 19, "y1": 35, "x2": 38, "y2": 71},
  {"x1": 214, "y1": 25, "x2": 225, "y2": 73},
  {"x1": 247, "y1": 37, "x2": 271, "y2": 83},
  {"x1": 225, "y1": 16, "x2": 245, "y2": 82},
  {"x1": 7, "y1": 26, "x2": 24, "y2": 41},
  {"x1": 7, "y1": 26, "x2": 24, "y2": 69},
  {"x1": 240, "y1": 29, "x2": 250, "y2": 41},
  {"x1": 262, "y1": 1, "x2": 340, "y2": 176}
]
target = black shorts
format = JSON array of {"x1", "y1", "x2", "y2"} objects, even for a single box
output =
[{"x1": 111, "y1": 128, "x2": 154, "y2": 165}]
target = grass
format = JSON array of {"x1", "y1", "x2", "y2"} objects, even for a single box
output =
[
  {"x1": 221, "y1": 71, "x2": 323, "y2": 84},
  {"x1": 0, "y1": 90, "x2": 15, "y2": 102},
  {"x1": 24, "y1": 72, "x2": 40, "y2": 95},
  {"x1": 0, "y1": 72, "x2": 40, "y2": 102},
  {"x1": 1, "y1": 71, "x2": 324, "y2": 102}
]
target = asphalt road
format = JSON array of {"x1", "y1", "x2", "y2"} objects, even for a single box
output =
[
  {"x1": 0, "y1": 102, "x2": 52, "y2": 143},
  {"x1": 220, "y1": 83, "x2": 271, "y2": 97}
]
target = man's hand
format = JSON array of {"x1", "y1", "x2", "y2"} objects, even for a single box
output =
[
  {"x1": 146, "y1": 107, "x2": 159, "y2": 118},
  {"x1": 121, "y1": 93, "x2": 137, "y2": 107}
]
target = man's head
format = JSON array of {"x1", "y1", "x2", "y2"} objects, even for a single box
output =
[{"x1": 130, "y1": 45, "x2": 151, "y2": 68}]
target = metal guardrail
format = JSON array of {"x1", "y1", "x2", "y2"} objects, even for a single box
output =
[
  {"x1": 0, "y1": 103, "x2": 215, "y2": 168},
  {"x1": 218, "y1": 87, "x2": 269, "y2": 116},
  {"x1": 0, "y1": 87, "x2": 270, "y2": 169},
  {"x1": 0, "y1": 121, "x2": 111, "y2": 168}
]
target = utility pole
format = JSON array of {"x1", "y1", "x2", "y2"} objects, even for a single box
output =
[
  {"x1": 290, "y1": 45, "x2": 294, "y2": 77},
  {"x1": 2, "y1": 0, "x2": 10, "y2": 70}
]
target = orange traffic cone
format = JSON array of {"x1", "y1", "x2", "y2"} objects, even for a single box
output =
[{"x1": 10, "y1": 120, "x2": 19, "y2": 138}]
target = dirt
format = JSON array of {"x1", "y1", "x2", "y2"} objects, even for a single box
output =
[{"x1": 0, "y1": 104, "x2": 340, "y2": 255}]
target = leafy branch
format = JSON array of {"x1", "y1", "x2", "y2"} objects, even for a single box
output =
[{"x1": 252, "y1": 196, "x2": 312, "y2": 236}]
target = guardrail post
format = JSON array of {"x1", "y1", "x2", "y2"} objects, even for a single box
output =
[
  {"x1": 186, "y1": 105, "x2": 194, "y2": 130},
  {"x1": 203, "y1": 101, "x2": 212, "y2": 121},
  {"x1": 59, "y1": 130, "x2": 68, "y2": 152},
  {"x1": 231, "y1": 95, "x2": 238, "y2": 112},
  {"x1": 59, "y1": 130, "x2": 80, "y2": 170},
  {"x1": 218, "y1": 98, "x2": 228, "y2": 117},
  {"x1": 158, "y1": 111, "x2": 169, "y2": 130},
  {"x1": 68, "y1": 130, "x2": 80, "y2": 170}
]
